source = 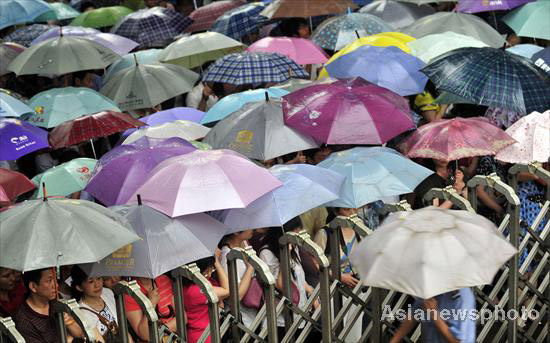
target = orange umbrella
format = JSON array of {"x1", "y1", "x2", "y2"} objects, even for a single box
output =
[
  {"x1": 0, "y1": 168, "x2": 35, "y2": 202},
  {"x1": 260, "y1": 0, "x2": 358, "y2": 19}
]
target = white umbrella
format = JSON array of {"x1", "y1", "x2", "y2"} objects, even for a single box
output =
[{"x1": 122, "y1": 120, "x2": 210, "y2": 145}]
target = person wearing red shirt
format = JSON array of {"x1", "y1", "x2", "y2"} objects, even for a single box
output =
[{"x1": 0, "y1": 267, "x2": 25, "y2": 318}]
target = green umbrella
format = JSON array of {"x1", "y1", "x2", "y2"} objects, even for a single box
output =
[
  {"x1": 190, "y1": 141, "x2": 212, "y2": 150},
  {"x1": 31, "y1": 158, "x2": 97, "y2": 198},
  {"x1": 502, "y1": 1, "x2": 550, "y2": 40},
  {"x1": 35, "y1": 2, "x2": 80, "y2": 22},
  {"x1": 435, "y1": 91, "x2": 476, "y2": 105},
  {"x1": 0, "y1": 197, "x2": 140, "y2": 272},
  {"x1": 8, "y1": 36, "x2": 120, "y2": 76},
  {"x1": 100, "y1": 62, "x2": 199, "y2": 111},
  {"x1": 71, "y1": 6, "x2": 134, "y2": 28},
  {"x1": 408, "y1": 32, "x2": 488, "y2": 63}
]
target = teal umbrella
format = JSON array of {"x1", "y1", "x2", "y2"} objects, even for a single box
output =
[
  {"x1": 31, "y1": 158, "x2": 97, "y2": 198},
  {"x1": 502, "y1": 1, "x2": 550, "y2": 40},
  {"x1": 103, "y1": 49, "x2": 162, "y2": 83},
  {"x1": 27, "y1": 87, "x2": 120, "y2": 128},
  {"x1": 35, "y1": 2, "x2": 81, "y2": 22},
  {"x1": 0, "y1": 90, "x2": 33, "y2": 117}
]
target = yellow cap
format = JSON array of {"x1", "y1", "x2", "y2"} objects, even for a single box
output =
[{"x1": 415, "y1": 92, "x2": 440, "y2": 111}]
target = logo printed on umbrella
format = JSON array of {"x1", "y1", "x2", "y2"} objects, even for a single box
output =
[
  {"x1": 35, "y1": 106, "x2": 44, "y2": 114},
  {"x1": 126, "y1": 91, "x2": 137, "y2": 99},
  {"x1": 106, "y1": 244, "x2": 135, "y2": 270},
  {"x1": 235, "y1": 130, "x2": 254, "y2": 143},
  {"x1": 76, "y1": 166, "x2": 91, "y2": 181}
]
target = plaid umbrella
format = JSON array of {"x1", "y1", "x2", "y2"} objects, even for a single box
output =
[
  {"x1": 422, "y1": 47, "x2": 550, "y2": 114},
  {"x1": 202, "y1": 51, "x2": 308, "y2": 86},
  {"x1": 111, "y1": 7, "x2": 192, "y2": 48},
  {"x1": 210, "y1": 2, "x2": 266, "y2": 40},
  {"x1": 3, "y1": 24, "x2": 53, "y2": 47},
  {"x1": 185, "y1": 0, "x2": 245, "y2": 33},
  {"x1": 49, "y1": 111, "x2": 145, "y2": 149}
]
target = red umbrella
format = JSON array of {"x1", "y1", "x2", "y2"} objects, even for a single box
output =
[
  {"x1": 185, "y1": 0, "x2": 245, "y2": 33},
  {"x1": 0, "y1": 168, "x2": 35, "y2": 202}
]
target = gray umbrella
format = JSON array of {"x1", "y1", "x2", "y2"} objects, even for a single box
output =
[
  {"x1": 204, "y1": 96, "x2": 319, "y2": 161},
  {"x1": 359, "y1": 0, "x2": 434, "y2": 30}
]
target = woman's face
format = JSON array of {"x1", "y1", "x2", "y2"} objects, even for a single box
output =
[
  {"x1": 297, "y1": 24, "x2": 310, "y2": 39},
  {"x1": 455, "y1": 169, "x2": 464, "y2": 182},
  {"x1": 433, "y1": 159, "x2": 449, "y2": 169},
  {"x1": 79, "y1": 277, "x2": 103, "y2": 297},
  {"x1": 238, "y1": 229, "x2": 253, "y2": 241}
]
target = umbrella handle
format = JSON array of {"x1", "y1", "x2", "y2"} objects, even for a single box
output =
[{"x1": 42, "y1": 182, "x2": 47, "y2": 201}]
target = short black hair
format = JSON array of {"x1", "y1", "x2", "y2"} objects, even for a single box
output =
[
  {"x1": 73, "y1": 70, "x2": 94, "y2": 82},
  {"x1": 283, "y1": 216, "x2": 302, "y2": 232},
  {"x1": 70, "y1": 266, "x2": 89, "y2": 300},
  {"x1": 23, "y1": 268, "x2": 50, "y2": 294}
]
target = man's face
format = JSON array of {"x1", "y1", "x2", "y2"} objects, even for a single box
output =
[
  {"x1": 145, "y1": 0, "x2": 158, "y2": 7},
  {"x1": 76, "y1": 73, "x2": 95, "y2": 89},
  {"x1": 0, "y1": 268, "x2": 16, "y2": 292},
  {"x1": 30, "y1": 270, "x2": 57, "y2": 301}
]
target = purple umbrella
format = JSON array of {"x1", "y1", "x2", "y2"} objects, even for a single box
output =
[
  {"x1": 30, "y1": 26, "x2": 100, "y2": 43},
  {"x1": 0, "y1": 118, "x2": 49, "y2": 160},
  {"x1": 84, "y1": 136, "x2": 195, "y2": 206},
  {"x1": 122, "y1": 107, "x2": 206, "y2": 137},
  {"x1": 457, "y1": 0, "x2": 533, "y2": 13},
  {"x1": 282, "y1": 78, "x2": 415, "y2": 145}
]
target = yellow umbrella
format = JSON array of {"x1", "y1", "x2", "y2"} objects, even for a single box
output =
[{"x1": 318, "y1": 32, "x2": 415, "y2": 79}]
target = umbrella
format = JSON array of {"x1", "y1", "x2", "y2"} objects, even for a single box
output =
[
  {"x1": 408, "y1": 31, "x2": 488, "y2": 63},
  {"x1": 7, "y1": 36, "x2": 120, "y2": 76},
  {"x1": 457, "y1": 0, "x2": 533, "y2": 13},
  {"x1": 506, "y1": 44, "x2": 544, "y2": 59},
  {"x1": 3, "y1": 24, "x2": 53, "y2": 47},
  {"x1": 502, "y1": 1, "x2": 550, "y2": 40},
  {"x1": 159, "y1": 32, "x2": 245, "y2": 69},
  {"x1": 103, "y1": 49, "x2": 161, "y2": 82},
  {"x1": 122, "y1": 120, "x2": 210, "y2": 145},
  {"x1": 0, "y1": 118, "x2": 49, "y2": 160},
  {"x1": 83, "y1": 204, "x2": 228, "y2": 278},
  {"x1": 422, "y1": 47, "x2": 550, "y2": 114},
  {"x1": 402, "y1": 12, "x2": 506, "y2": 48},
  {"x1": 204, "y1": 97, "x2": 318, "y2": 160},
  {"x1": 100, "y1": 62, "x2": 199, "y2": 112},
  {"x1": 483, "y1": 107, "x2": 523, "y2": 129},
  {"x1": 70, "y1": 6, "x2": 134, "y2": 28},
  {"x1": 127, "y1": 149, "x2": 283, "y2": 217},
  {"x1": 202, "y1": 87, "x2": 289, "y2": 124},
  {"x1": 325, "y1": 45, "x2": 427, "y2": 96},
  {"x1": 210, "y1": 2, "x2": 266, "y2": 40},
  {"x1": 35, "y1": 2, "x2": 80, "y2": 22},
  {"x1": 85, "y1": 137, "x2": 195, "y2": 206},
  {"x1": 185, "y1": 0, "x2": 245, "y2": 33},
  {"x1": 48, "y1": 111, "x2": 145, "y2": 150},
  {"x1": 0, "y1": 91, "x2": 33, "y2": 118},
  {"x1": 0, "y1": 0, "x2": 51, "y2": 30},
  {"x1": 140, "y1": 107, "x2": 205, "y2": 125},
  {"x1": 260, "y1": 0, "x2": 357, "y2": 19},
  {"x1": 27, "y1": 87, "x2": 120, "y2": 128},
  {"x1": 30, "y1": 25, "x2": 99, "y2": 43},
  {"x1": 359, "y1": 0, "x2": 434, "y2": 30},
  {"x1": 399, "y1": 117, "x2": 516, "y2": 161},
  {"x1": 246, "y1": 37, "x2": 329, "y2": 65},
  {"x1": 31, "y1": 158, "x2": 97, "y2": 198},
  {"x1": 111, "y1": 7, "x2": 192, "y2": 48},
  {"x1": 350, "y1": 206, "x2": 517, "y2": 299},
  {"x1": 495, "y1": 110, "x2": 549, "y2": 164},
  {"x1": 311, "y1": 13, "x2": 393, "y2": 51},
  {"x1": 532, "y1": 47, "x2": 550, "y2": 74},
  {"x1": 0, "y1": 197, "x2": 140, "y2": 272},
  {"x1": 318, "y1": 147, "x2": 433, "y2": 208},
  {"x1": 0, "y1": 168, "x2": 35, "y2": 202},
  {"x1": 201, "y1": 52, "x2": 308, "y2": 86},
  {"x1": 282, "y1": 78, "x2": 415, "y2": 144},
  {"x1": 0, "y1": 42, "x2": 25, "y2": 76},
  {"x1": 220, "y1": 164, "x2": 344, "y2": 231}
]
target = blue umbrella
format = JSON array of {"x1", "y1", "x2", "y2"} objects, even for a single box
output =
[
  {"x1": 103, "y1": 49, "x2": 162, "y2": 83},
  {"x1": 0, "y1": 118, "x2": 49, "y2": 160},
  {"x1": 4, "y1": 24, "x2": 53, "y2": 47},
  {"x1": 318, "y1": 147, "x2": 433, "y2": 208},
  {"x1": 210, "y1": 2, "x2": 266, "y2": 40},
  {"x1": 201, "y1": 87, "x2": 288, "y2": 124},
  {"x1": 219, "y1": 163, "x2": 345, "y2": 231},
  {"x1": 325, "y1": 45, "x2": 428, "y2": 96},
  {"x1": 0, "y1": 0, "x2": 51, "y2": 30},
  {"x1": 0, "y1": 91, "x2": 33, "y2": 118},
  {"x1": 506, "y1": 44, "x2": 544, "y2": 59},
  {"x1": 532, "y1": 47, "x2": 550, "y2": 74}
]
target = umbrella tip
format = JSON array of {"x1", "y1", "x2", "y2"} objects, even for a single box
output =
[
  {"x1": 355, "y1": 30, "x2": 360, "y2": 39},
  {"x1": 42, "y1": 182, "x2": 47, "y2": 201},
  {"x1": 137, "y1": 194, "x2": 142, "y2": 205},
  {"x1": 60, "y1": 26, "x2": 63, "y2": 37},
  {"x1": 265, "y1": 92, "x2": 269, "y2": 102},
  {"x1": 133, "y1": 54, "x2": 138, "y2": 66}
]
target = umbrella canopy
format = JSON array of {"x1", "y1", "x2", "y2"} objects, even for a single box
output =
[
  {"x1": 202, "y1": 52, "x2": 308, "y2": 86},
  {"x1": 311, "y1": 13, "x2": 393, "y2": 51},
  {"x1": 260, "y1": 0, "x2": 357, "y2": 19},
  {"x1": 0, "y1": 197, "x2": 140, "y2": 272},
  {"x1": 127, "y1": 149, "x2": 283, "y2": 217},
  {"x1": 408, "y1": 31, "x2": 488, "y2": 63},
  {"x1": 140, "y1": 107, "x2": 205, "y2": 125},
  {"x1": 122, "y1": 120, "x2": 210, "y2": 145},
  {"x1": 282, "y1": 78, "x2": 414, "y2": 145},
  {"x1": 35, "y1": 2, "x2": 80, "y2": 22},
  {"x1": 532, "y1": 47, "x2": 550, "y2": 74},
  {"x1": 0, "y1": 91, "x2": 33, "y2": 118},
  {"x1": 49, "y1": 111, "x2": 145, "y2": 149},
  {"x1": 204, "y1": 98, "x2": 318, "y2": 160},
  {"x1": 359, "y1": 0, "x2": 434, "y2": 30},
  {"x1": 502, "y1": 1, "x2": 550, "y2": 40},
  {"x1": 350, "y1": 206, "x2": 517, "y2": 299},
  {"x1": 85, "y1": 137, "x2": 195, "y2": 206},
  {"x1": 111, "y1": 6, "x2": 192, "y2": 48},
  {"x1": 325, "y1": 45, "x2": 427, "y2": 96},
  {"x1": 4, "y1": 24, "x2": 53, "y2": 47},
  {"x1": 402, "y1": 12, "x2": 506, "y2": 48},
  {"x1": 159, "y1": 32, "x2": 245, "y2": 69},
  {"x1": 422, "y1": 47, "x2": 550, "y2": 114},
  {"x1": 27, "y1": 87, "x2": 120, "y2": 128},
  {"x1": 186, "y1": 0, "x2": 245, "y2": 33},
  {"x1": 495, "y1": 110, "x2": 549, "y2": 164},
  {"x1": 0, "y1": 42, "x2": 25, "y2": 76},
  {"x1": 7, "y1": 36, "x2": 120, "y2": 76},
  {"x1": 394, "y1": 0, "x2": 455, "y2": 4},
  {"x1": 247, "y1": 37, "x2": 329, "y2": 65},
  {"x1": 0, "y1": 168, "x2": 35, "y2": 202},
  {"x1": 103, "y1": 49, "x2": 161, "y2": 82},
  {"x1": 202, "y1": 88, "x2": 288, "y2": 124},
  {"x1": 0, "y1": 0, "x2": 51, "y2": 30},
  {"x1": 318, "y1": 147, "x2": 433, "y2": 208},
  {"x1": 399, "y1": 117, "x2": 516, "y2": 161},
  {"x1": 457, "y1": 0, "x2": 533, "y2": 13},
  {"x1": 506, "y1": 44, "x2": 544, "y2": 59},
  {"x1": 100, "y1": 62, "x2": 199, "y2": 112},
  {"x1": 221, "y1": 164, "x2": 345, "y2": 231},
  {"x1": 0, "y1": 118, "x2": 49, "y2": 160},
  {"x1": 31, "y1": 158, "x2": 97, "y2": 198},
  {"x1": 71, "y1": 6, "x2": 133, "y2": 28},
  {"x1": 30, "y1": 25, "x2": 99, "y2": 43},
  {"x1": 210, "y1": 2, "x2": 266, "y2": 40}
]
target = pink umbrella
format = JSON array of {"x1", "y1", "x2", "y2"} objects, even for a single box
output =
[
  {"x1": 247, "y1": 37, "x2": 329, "y2": 65},
  {"x1": 127, "y1": 149, "x2": 282, "y2": 217},
  {"x1": 282, "y1": 77, "x2": 415, "y2": 144},
  {"x1": 400, "y1": 117, "x2": 516, "y2": 162},
  {"x1": 185, "y1": 0, "x2": 245, "y2": 33}
]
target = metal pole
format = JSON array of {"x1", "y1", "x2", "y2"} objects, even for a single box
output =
[
  {"x1": 227, "y1": 259, "x2": 242, "y2": 342},
  {"x1": 55, "y1": 312, "x2": 68, "y2": 343},
  {"x1": 280, "y1": 242, "x2": 294, "y2": 342},
  {"x1": 114, "y1": 292, "x2": 130, "y2": 343},
  {"x1": 173, "y1": 276, "x2": 186, "y2": 340},
  {"x1": 328, "y1": 225, "x2": 343, "y2": 336}
]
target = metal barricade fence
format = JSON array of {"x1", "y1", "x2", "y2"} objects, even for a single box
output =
[
  {"x1": 53, "y1": 298, "x2": 97, "y2": 343},
  {"x1": 0, "y1": 317, "x2": 24, "y2": 343}
]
